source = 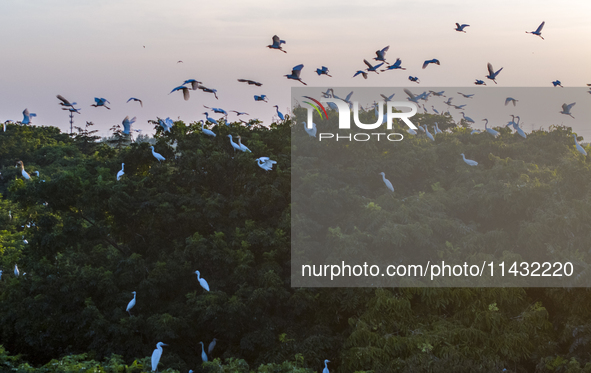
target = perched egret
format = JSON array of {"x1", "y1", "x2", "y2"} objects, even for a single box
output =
[
  {"x1": 122, "y1": 116, "x2": 136, "y2": 135},
  {"x1": 91, "y1": 97, "x2": 110, "y2": 109},
  {"x1": 126, "y1": 291, "x2": 136, "y2": 315},
  {"x1": 195, "y1": 270, "x2": 210, "y2": 291},
  {"x1": 227, "y1": 135, "x2": 242, "y2": 152},
  {"x1": 150, "y1": 146, "x2": 166, "y2": 163},
  {"x1": 303, "y1": 121, "x2": 317, "y2": 137},
  {"x1": 203, "y1": 112, "x2": 218, "y2": 125},
  {"x1": 237, "y1": 79, "x2": 263, "y2": 86},
  {"x1": 0, "y1": 270, "x2": 2, "y2": 280},
  {"x1": 423, "y1": 125, "x2": 435, "y2": 141},
  {"x1": 183, "y1": 79, "x2": 203, "y2": 90},
  {"x1": 254, "y1": 95, "x2": 268, "y2": 102},
  {"x1": 208, "y1": 338, "x2": 217, "y2": 355},
  {"x1": 323, "y1": 360, "x2": 330, "y2": 373},
  {"x1": 505, "y1": 97, "x2": 518, "y2": 106},
  {"x1": 199, "y1": 121, "x2": 216, "y2": 137},
  {"x1": 474, "y1": 79, "x2": 486, "y2": 85},
  {"x1": 573, "y1": 134, "x2": 587, "y2": 156},
  {"x1": 267, "y1": 35, "x2": 287, "y2": 53},
  {"x1": 515, "y1": 123, "x2": 527, "y2": 139},
  {"x1": 285, "y1": 64, "x2": 307, "y2": 85},
  {"x1": 381, "y1": 58, "x2": 406, "y2": 71},
  {"x1": 256, "y1": 157, "x2": 277, "y2": 171},
  {"x1": 422, "y1": 59, "x2": 440, "y2": 69},
  {"x1": 485, "y1": 63, "x2": 503, "y2": 84},
  {"x1": 408, "y1": 76, "x2": 420, "y2": 83},
  {"x1": 461, "y1": 153, "x2": 478, "y2": 166},
  {"x1": 353, "y1": 70, "x2": 368, "y2": 79},
  {"x1": 127, "y1": 97, "x2": 143, "y2": 107},
  {"x1": 407, "y1": 127, "x2": 417, "y2": 135},
  {"x1": 379, "y1": 172, "x2": 394, "y2": 192},
  {"x1": 560, "y1": 103, "x2": 576, "y2": 118},
  {"x1": 460, "y1": 112, "x2": 475, "y2": 124},
  {"x1": 151, "y1": 342, "x2": 167, "y2": 372},
  {"x1": 483, "y1": 119, "x2": 500, "y2": 138},
  {"x1": 274, "y1": 105, "x2": 285, "y2": 120},
  {"x1": 117, "y1": 163, "x2": 125, "y2": 181},
  {"x1": 552, "y1": 80, "x2": 563, "y2": 87},
  {"x1": 455, "y1": 23, "x2": 469, "y2": 32},
  {"x1": 374, "y1": 46, "x2": 389, "y2": 63},
  {"x1": 435, "y1": 122, "x2": 443, "y2": 134},
  {"x1": 14, "y1": 265, "x2": 19, "y2": 276},
  {"x1": 21, "y1": 109, "x2": 36, "y2": 125},
  {"x1": 363, "y1": 59, "x2": 383, "y2": 74},
  {"x1": 315, "y1": 66, "x2": 332, "y2": 77},
  {"x1": 170, "y1": 85, "x2": 190, "y2": 101},
  {"x1": 200, "y1": 342, "x2": 208, "y2": 362},
  {"x1": 526, "y1": 21, "x2": 545, "y2": 40},
  {"x1": 16, "y1": 161, "x2": 31, "y2": 180},
  {"x1": 237, "y1": 136, "x2": 252, "y2": 152}
]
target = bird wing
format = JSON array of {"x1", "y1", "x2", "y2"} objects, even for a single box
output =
[
  {"x1": 487, "y1": 63, "x2": 494, "y2": 76},
  {"x1": 345, "y1": 91, "x2": 353, "y2": 101},
  {"x1": 422, "y1": 60, "x2": 430, "y2": 69},
  {"x1": 567, "y1": 102, "x2": 576, "y2": 110},
  {"x1": 56, "y1": 94, "x2": 71, "y2": 105},
  {"x1": 23, "y1": 108, "x2": 29, "y2": 116},
  {"x1": 363, "y1": 59, "x2": 373, "y2": 69},
  {"x1": 272, "y1": 35, "x2": 281, "y2": 45},
  {"x1": 404, "y1": 88, "x2": 415, "y2": 99},
  {"x1": 535, "y1": 21, "x2": 545, "y2": 33},
  {"x1": 455, "y1": 22, "x2": 460, "y2": 28}
]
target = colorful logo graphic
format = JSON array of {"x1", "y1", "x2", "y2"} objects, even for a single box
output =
[{"x1": 303, "y1": 96, "x2": 328, "y2": 120}]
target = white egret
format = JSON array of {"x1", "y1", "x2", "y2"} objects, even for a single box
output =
[
  {"x1": 91, "y1": 97, "x2": 111, "y2": 109},
  {"x1": 374, "y1": 46, "x2": 389, "y2": 63},
  {"x1": 515, "y1": 124, "x2": 527, "y2": 139},
  {"x1": 380, "y1": 93, "x2": 395, "y2": 102},
  {"x1": 231, "y1": 110, "x2": 249, "y2": 116},
  {"x1": 380, "y1": 58, "x2": 406, "y2": 72},
  {"x1": 505, "y1": 97, "x2": 518, "y2": 106},
  {"x1": 573, "y1": 134, "x2": 587, "y2": 156},
  {"x1": 407, "y1": 127, "x2": 417, "y2": 135},
  {"x1": 195, "y1": 270, "x2": 210, "y2": 291},
  {"x1": 150, "y1": 146, "x2": 166, "y2": 163},
  {"x1": 14, "y1": 265, "x2": 19, "y2": 276},
  {"x1": 363, "y1": 59, "x2": 383, "y2": 74},
  {"x1": 422, "y1": 59, "x2": 440, "y2": 69},
  {"x1": 483, "y1": 119, "x2": 500, "y2": 138},
  {"x1": 16, "y1": 161, "x2": 31, "y2": 180},
  {"x1": 254, "y1": 95, "x2": 268, "y2": 102},
  {"x1": 0, "y1": 270, "x2": 2, "y2": 280},
  {"x1": 199, "y1": 121, "x2": 216, "y2": 137},
  {"x1": 404, "y1": 89, "x2": 420, "y2": 103},
  {"x1": 526, "y1": 21, "x2": 545, "y2": 40},
  {"x1": 461, "y1": 153, "x2": 478, "y2": 166},
  {"x1": 408, "y1": 76, "x2": 420, "y2": 83},
  {"x1": 423, "y1": 125, "x2": 435, "y2": 141},
  {"x1": 22, "y1": 109, "x2": 36, "y2": 125},
  {"x1": 151, "y1": 342, "x2": 167, "y2": 372},
  {"x1": 238, "y1": 79, "x2": 263, "y2": 86},
  {"x1": 203, "y1": 112, "x2": 218, "y2": 125},
  {"x1": 285, "y1": 64, "x2": 307, "y2": 85},
  {"x1": 315, "y1": 66, "x2": 332, "y2": 77},
  {"x1": 126, "y1": 291, "x2": 136, "y2": 315},
  {"x1": 429, "y1": 90, "x2": 446, "y2": 97},
  {"x1": 434, "y1": 122, "x2": 443, "y2": 134},
  {"x1": 126, "y1": 97, "x2": 143, "y2": 107},
  {"x1": 227, "y1": 135, "x2": 242, "y2": 152},
  {"x1": 170, "y1": 85, "x2": 190, "y2": 101},
  {"x1": 552, "y1": 80, "x2": 563, "y2": 87},
  {"x1": 323, "y1": 359, "x2": 330, "y2": 373},
  {"x1": 431, "y1": 106, "x2": 439, "y2": 114},
  {"x1": 460, "y1": 112, "x2": 475, "y2": 124},
  {"x1": 485, "y1": 63, "x2": 503, "y2": 84},
  {"x1": 117, "y1": 163, "x2": 125, "y2": 181},
  {"x1": 208, "y1": 338, "x2": 217, "y2": 355},
  {"x1": 560, "y1": 103, "x2": 576, "y2": 118},
  {"x1": 56, "y1": 94, "x2": 76, "y2": 108},
  {"x1": 122, "y1": 116, "x2": 136, "y2": 135},
  {"x1": 200, "y1": 341, "x2": 208, "y2": 362},
  {"x1": 267, "y1": 35, "x2": 287, "y2": 53},
  {"x1": 256, "y1": 157, "x2": 277, "y2": 171},
  {"x1": 474, "y1": 80, "x2": 486, "y2": 85},
  {"x1": 198, "y1": 86, "x2": 219, "y2": 99},
  {"x1": 455, "y1": 23, "x2": 469, "y2": 32},
  {"x1": 237, "y1": 136, "x2": 252, "y2": 153},
  {"x1": 457, "y1": 92, "x2": 474, "y2": 99},
  {"x1": 303, "y1": 121, "x2": 317, "y2": 137},
  {"x1": 353, "y1": 71, "x2": 369, "y2": 80},
  {"x1": 274, "y1": 105, "x2": 285, "y2": 120},
  {"x1": 379, "y1": 172, "x2": 394, "y2": 192},
  {"x1": 204, "y1": 106, "x2": 228, "y2": 116},
  {"x1": 183, "y1": 79, "x2": 203, "y2": 90}
]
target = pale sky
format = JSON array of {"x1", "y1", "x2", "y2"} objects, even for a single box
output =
[{"x1": 0, "y1": 0, "x2": 589, "y2": 138}]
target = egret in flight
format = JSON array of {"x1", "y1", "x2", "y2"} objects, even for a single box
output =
[
  {"x1": 126, "y1": 97, "x2": 143, "y2": 107},
  {"x1": 379, "y1": 172, "x2": 394, "y2": 192},
  {"x1": 126, "y1": 291, "x2": 136, "y2": 315},
  {"x1": 422, "y1": 59, "x2": 440, "y2": 69},
  {"x1": 231, "y1": 110, "x2": 249, "y2": 116},
  {"x1": 408, "y1": 76, "x2": 420, "y2": 83},
  {"x1": 285, "y1": 64, "x2": 307, "y2": 85},
  {"x1": 267, "y1": 35, "x2": 287, "y2": 53},
  {"x1": 197, "y1": 86, "x2": 219, "y2": 99},
  {"x1": 381, "y1": 58, "x2": 406, "y2": 71},
  {"x1": 461, "y1": 153, "x2": 478, "y2": 166},
  {"x1": 150, "y1": 146, "x2": 166, "y2": 163},
  {"x1": 170, "y1": 85, "x2": 190, "y2": 101},
  {"x1": 195, "y1": 270, "x2": 210, "y2": 291},
  {"x1": 552, "y1": 80, "x2": 563, "y2": 87},
  {"x1": 56, "y1": 94, "x2": 76, "y2": 108},
  {"x1": 364, "y1": 59, "x2": 383, "y2": 74},
  {"x1": 574, "y1": 134, "x2": 587, "y2": 156},
  {"x1": 316, "y1": 66, "x2": 332, "y2": 77},
  {"x1": 204, "y1": 106, "x2": 228, "y2": 116},
  {"x1": 505, "y1": 97, "x2": 518, "y2": 106},
  {"x1": 151, "y1": 342, "x2": 167, "y2": 372},
  {"x1": 560, "y1": 103, "x2": 576, "y2": 118},
  {"x1": 455, "y1": 23, "x2": 469, "y2": 32},
  {"x1": 122, "y1": 116, "x2": 136, "y2": 134},
  {"x1": 526, "y1": 21, "x2": 545, "y2": 40},
  {"x1": 91, "y1": 97, "x2": 110, "y2": 109},
  {"x1": 254, "y1": 95, "x2": 268, "y2": 102},
  {"x1": 374, "y1": 46, "x2": 389, "y2": 63},
  {"x1": 485, "y1": 63, "x2": 503, "y2": 84},
  {"x1": 474, "y1": 79, "x2": 486, "y2": 85},
  {"x1": 238, "y1": 79, "x2": 263, "y2": 86},
  {"x1": 183, "y1": 79, "x2": 203, "y2": 90},
  {"x1": 117, "y1": 163, "x2": 125, "y2": 181},
  {"x1": 380, "y1": 93, "x2": 395, "y2": 102},
  {"x1": 200, "y1": 342, "x2": 208, "y2": 362},
  {"x1": 21, "y1": 109, "x2": 36, "y2": 125},
  {"x1": 353, "y1": 70, "x2": 368, "y2": 79},
  {"x1": 457, "y1": 92, "x2": 474, "y2": 98},
  {"x1": 256, "y1": 157, "x2": 277, "y2": 171}
]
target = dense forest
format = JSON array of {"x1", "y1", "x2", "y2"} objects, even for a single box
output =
[{"x1": 1, "y1": 111, "x2": 591, "y2": 373}]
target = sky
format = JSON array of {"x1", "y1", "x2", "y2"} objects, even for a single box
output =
[{"x1": 0, "y1": 0, "x2": 589, "y2": 138}]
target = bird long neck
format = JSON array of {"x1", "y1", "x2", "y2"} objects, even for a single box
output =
[
  {"x1": 201, "y1": 343, "x2": 205, "y2": 353},
  {"x1": 381, "y1": 174, "x2": 387, "y2": 182}
]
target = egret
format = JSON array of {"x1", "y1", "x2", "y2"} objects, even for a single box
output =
[
  {"x1": 422, "y1": 59, "x2": 440, "y2": 69},
  {"x1": 254, "y1": 95, "x2": 268, "y2": 102},
  {"x1": 435, "y1": 122, "x2": 443, "y2": 134},
  {"x1": 14, "y1": 265, "x2": 19, "y2": 276},
  {"x1": 379, "y1": 172, "x2": 394, "y2": 192},
  {"x1": 151, "y1": 342, "x2": 167, "y2": 372},
  {"x1": 285, "y1": 64, "x2": 307, "y2": 85},
  {"x1": 423, "y1": 125, "x2": 435, "y2": 141},
  {"x1": 227, "y1": 135, "x2": 242, "y2": 152},
  {"x1": 483, "y1": 119, "x2": 500, "y2": 138},
  {"x1": 485, "y1": 63, "x2": 503, "y2": 84},
  {"x1": 256, "y1": 157, "x2": 277, "y2": 171},
  {"x1": 404, "y1": 89, "x2": 420, "y2": 103},
  {"x1": 316, "y1": 66, "x2": 332, "y2": 77},
  {"x1": 461, "y1": 153, "x2": 478, "y2": 166},
  {"x1": 455, "y1": 23, "x2": 469, "y2": 32},
  {"x1": 429, "y1": 90, "x2": 445, "y2": 97},
  {"x1": 381, "y1": 58, "x2": 406, "y2": 71},
  {"x1": 208, "y1": 338, "x2": 217, "y2": 355},
  {"x1": 505, "y1": 97, "x2": 518, "y2": 106},
  {"x1": 321, "y1": 89, "x2": 333, "y2": 98},
  {"x1": 380, "y1": 93, "x2": 395, "y2": 102},
  {"x1": 406, "y1": 127, "x2": 417, "y2": 135},
  {"x1": 515, "y1": 123, "x2": 527, "y2": 139},
  {"x1": 526, "y1": 21, "x2": 545, "y2": 40},
  {"x1": 183, "y1": 79, "x2": 203, "y2": 90},
  {"x1": 573, "y1": 134, "x2": 587, "y2": 156},
  {"x1": 56, "y1": 94, "x2": 76, "y2": 108},
  {"x1": 203, "y1": 106, "x2": 227, "y2": 116},
  {"x1": 560, "y1": 103, "x2": 576, "y2": 118},
  {"x1": 170, "y1": 85, "x2": 190, "y2": 101},
  {"x1": 238, "y1": 79, "x2": 263, "y2": 86},
  {"x1": 431, "y1": 106, "x2": 439, "y2": 114},
  {"x1": 552, "y1": 80, "x2": 563, "y2": 87},
  {"x1": 16, "y1": 161, "x2": 31, "y2": 180},
  {"x1": 374, "y1": 46, "x2": 389, "y2": 63},
  {"x1": 0, "y1": 270, "x2": 2, "y2": 280},
  {"x1": 122, "y1": 116, "x2": 136, "y2": 135},
  {"x1": 267, "y1": 35, "x2": 287, "y2": 53},
  {"x1": 203, "y1": 112, "x2": 218, "y2": 125},
  {"x1": 274, "y1": 105, "x2": 285, "y2": 120},
  {"x1": 457, "y1": 92, "x2": 474, "y2": 98},
  {"x1": 127, "y1": 97, "x2": 143, "y2": 107},
  {"x1": 150, "y1": 146, "x2": 166, "y2": 163},
  {"x1": 126, "y1": 291, "x2": 136, "y2": 315},
  {"x1": 231, "y1": 110, "x2": 249, "y2": 116},
  {"x1": 363, "y1": 59, "x2": 383, "y2": 74},
  {"x1": 323, "y1": 360, "x2": 330, "y2": 373},
  {"x1": 303, "y1": 121, "x2": 317, "y2": 137},
  {"x1": 353, "y1": 70, "x2": 368, "y2": 79},
  {"x1": 157, "y1": 118, "x2": 172, "y2": 133},
  {"x1": 474, "y1": 79, "x2": 486, "y2": 85},
  {"x1": 408, "y1": 76, "x2": 420, "y2": 83},
  {"x1": 460, "y1": 112, "x2": 475, "y2": 124},
  {"x1": 199, "y1": 121, "x2": 216, "y2": 137},
  {"x1": 195, "y1": 270, "x2": 210, "y2": 291},
  {"x1": 200, "y1": 342, "x2": 208, "y2": 362},
  {"x1": 21, "y1": 109, "x2": 36, "y2": 125},
  {"x1": 197, "y1": 86, "x2": 219, "y2": 99},
  {"x1": 237, "y1": 136, "x2": 252, "y2": 152},
  {"x1": 506, "y1": 115, "x2": 516, "y2": 128},
  {"x1": 91, "y1": 97, "x2": 110, "y2": 109},
  {"x1": 117, "y1": 163, "x2": 125, "y2": 181}
]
